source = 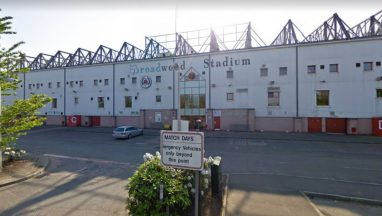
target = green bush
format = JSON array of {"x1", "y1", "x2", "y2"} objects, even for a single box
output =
[{"x1": 126, "y1": 153, "x2": 191, "y2": 216}]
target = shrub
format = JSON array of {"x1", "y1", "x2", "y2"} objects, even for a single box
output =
[{"x1": 126, "y1": 152, "x2": 191, "y2": 216}]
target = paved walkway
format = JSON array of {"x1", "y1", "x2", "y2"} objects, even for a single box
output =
[{"x1": 1, "y1": 126, "x2": 381, "y2": 216}]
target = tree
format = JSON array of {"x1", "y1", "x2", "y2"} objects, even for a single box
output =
[{"x1": 0, "y1": 10, "x2": 51, "y2": 157}]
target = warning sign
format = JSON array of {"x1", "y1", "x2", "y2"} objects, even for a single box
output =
[{"x1": 160, "y1": 131, "x2": 204, "y2": 170}]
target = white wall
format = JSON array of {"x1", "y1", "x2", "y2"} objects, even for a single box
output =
[
  {"x1": 298, "y1": 39, "x2": 382, "y2": 118},
  {"x1": 65, "y1": 65, "x2": 113, "y2": 116},
  {"x1": 25, "y1": 69, "x2": 65, "y2": 116},
  {"x1": 5, "y1": 37, "x2": 382, "y2": 120},
  {"x1": 210, "y1": 47, "x2": 297, "y2": 117}
]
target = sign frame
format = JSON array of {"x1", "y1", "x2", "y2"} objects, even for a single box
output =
[{"x1": 160, "y1": 130, "x2": 204, "y2": 171}]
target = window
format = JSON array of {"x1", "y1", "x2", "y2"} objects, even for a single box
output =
[
  {"x1": 279, "y1": 67, "x2": 287, "y2": 76},
  {"x1": 132, "y1": 77, "x2": 137, "y2": 84},
  {"x1": 98, "y1": 97, "x2": 104, "y2": 108},
  {"x1": 320, "y1": 65, "x2": 325, "y2": 70},
  {"x1": 28, "y1": 84, "x2": 32, "y2": 89},
  {"x1": 377, "y1": 89, "x2": 382, "y2": 98},
  {"x1": 227, "y1": 70, "x2": 233, "y2": 78},
  {"x1": 227, "y1": 93, "x2": 234, "y2": 101},
  {"x1": 52, "y1": 98, "x2": 57, "y2": 108},
  {"x1": 268, "y1": 87, "x2": 280, "y2": 106},
  {"x1": 57, "y1": 82, "x2": 61, "y2": 88},
  {"x1": 307, "y1": 65, "x2": 316, "y2": 73},
  {"x1": 104, "y1": 79, "x2": 109, "y2": 86},
  {"x1": 260, "y1": 68, "x2": 268, "y2": 77},
  {"x1": 377, "y1": 61, "x2": 381, "y2": 67},
  {"x1": 48, "y1": 82, "x2": 52, "y2": 88},
  {"x1": 79, "y1": 80, "x2": 83, "y2": 87},
  {"x1": 316, "y1": 90, "x2": 329, "y2": 106},
  {"x1": 156, "y1": 95, "x2": 161, "y2": 102},
  {"x1": 37, "y1": 83, "x2": 40, "y2": 89},
  {"x1": 364, "y1": 62, "x2": 373, "y2": 71},
  {"x1": 70, "y1": 81, "x2": 74, "y2": 87},
  {"x1": 329, "y1": 64, "x2": 339, "y2": 72},
  {"x1": 120, "y1": 78, "x2": 125, "y2": 85},
  {"x1": 356, "y1": 63, "x2": 361, "y2": 68},
  {"x1": 125, "y1": 96, "x2": 132, "y2": 108},
  {"x1": 74, "y1": 97, "x2": 79, "y2": 104},
  {"x1": 156, "y1": 76, "x2": 161, "y2": 83},
  {"x1": 94, "y1": 80, "x2": 98, "y2": 86}
]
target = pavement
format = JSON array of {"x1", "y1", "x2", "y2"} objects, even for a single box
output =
[
  {"x1": 1, "y1": 126, "x2": 382, "y2": 216},
  {"x1": 0, "y1": 152, "x2": 49, "y2": 188}
]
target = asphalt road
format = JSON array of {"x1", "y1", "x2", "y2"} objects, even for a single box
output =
[{"x1": 0, "y1": 127, "x2": 381, "y2": 215}]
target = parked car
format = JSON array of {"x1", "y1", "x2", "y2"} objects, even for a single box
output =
[{"x1": 113, "y1": 126, "x2": 143, "y2": 139}]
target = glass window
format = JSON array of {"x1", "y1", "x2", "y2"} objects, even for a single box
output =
[
  {"x1": 329, "y1": 64, "x2": 339, "y2": 72},
  {"x1": 36, "y1": 83, "x2": 40, "y2": 89},
  {"x1": 57, "y1": 82, "x2": 61, "y2": 88},
  {"x1": 279, "y1": 67, "x2": 287, "y2": 76},
  {"x1": 260, "y1": 68, "x2": 268, "y2": 77},
  {"x1": 320, "y1": 65, "x2": 325, "y2": 70},
  {"x1": 316, "y1": 90, "x2": 329, "y2": 106},
  {"x1": 132, "y1": 77, "x2": 137, "y2": 84},
  {"x1": 227, "y1": 70, "x2": 233, "y2": 78},
  {"x1": 227, "y1": 93, "x2": 234, "y2": 101},
  {"x1": 156, "y1": 76, "x2": 161, "y2": 83},
  {"x1": 74, "y1": 97, "x2": 79, "y2": 104},
  {"x1": 70, "y1": 81, "x2": 74, "y2": 87},
  {"x1": 52, "y1": 98, "x2": 57, "y2": 108},
  {"x1": 376, "y1": 61, "x2": 381, "y2": 67},
  {"x1": 79, "y1": 80, "x2": 83, "y2": 87},
  {"x1": 268, "y1": 89, "x2": 280, "y2": 106},
  {"x1": 104, "y1": 79, "x2": 109, "y2": 86},
  {"x1": 356, "y1": 63, "x2": 361, "y2": 68},
  {"x1": 48, "y1": 82, "x2": 52, "y2": 88},
  {"x1": 156, "y1": 95, "x2": 161, "y2": 102},
  {"x1": 307, "y1": 65, "x2": 316, "y2": 73},
  {"x1": 120, "y1": 78, "x2": 125, "y2": 85},
  {"x1": 98, "y1": 97, "x2": 104, "y2": 108},
  {"x1": 94, "y1": 80, "x2": 98, "y2": 86},
  {"x1": 377, "y1": 89, "x2": 382, "y2": 98},
  {"x1": 125, "y1": 96, "x2": 132, "y2": 108},
  {"x1": 28, "y1": 84, "x2": 32, "y2": 89},
  {"x1": 364, "y1": 62, "x2": 373, "y2": 71}
]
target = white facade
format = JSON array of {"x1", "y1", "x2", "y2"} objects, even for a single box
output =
[{"x1": 3, "y1": 37, "x2": 382, "y2": 133}]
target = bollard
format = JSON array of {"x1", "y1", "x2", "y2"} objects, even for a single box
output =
[{"x1": 211, "y1": 156, "x2": 222, "y2": 196}]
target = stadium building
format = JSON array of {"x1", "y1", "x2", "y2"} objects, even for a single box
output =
[{"x1": 5, "y1": 11, "x2": 382, "y2": 135}]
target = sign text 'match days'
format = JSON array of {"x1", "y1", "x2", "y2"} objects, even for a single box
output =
[{"x1": 160, "y1": 131, "x2": 204, "y2": 170}]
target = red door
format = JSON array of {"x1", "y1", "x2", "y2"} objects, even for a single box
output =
[
  {"x1": 91, "y1": 116, "x2": 101, "y2": 127},
  {"x1": 326, "y1": 118, "x2": 347, "y2": 134},
  {"x1": 372, "y1": 117, "x2": 382, "y2": 136},
  {"x1": 308, "y1": 117, "x2": 322, "y2": 133},
  {"x1": 214, "y1": 117, "x2": 221, "y2": 129}
]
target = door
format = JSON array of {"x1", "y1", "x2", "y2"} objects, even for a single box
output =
[
  {"x1": 91, "y1": 116, "x2": 101, "y2": 127},
  {"x1": 214, "y1": 117, "x2": 221, "y2": 129},
  {"x1": 308, "y1": 117, "x2": 322, "y2": 133},
  {"x1": 326, "y1": 118, "x2": 347, "y2": 134}
]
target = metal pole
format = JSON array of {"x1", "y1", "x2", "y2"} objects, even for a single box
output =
[
  {"x1": 195, "y1": 171, "x2": 200, "y2": 216},
  {"x1": 177, "y1": 70, "x2": 181, "y2": 131}
]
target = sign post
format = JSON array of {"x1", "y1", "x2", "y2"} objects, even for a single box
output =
[{"x1": 160, "y1": 130, "x2": 204, "y2": 216}]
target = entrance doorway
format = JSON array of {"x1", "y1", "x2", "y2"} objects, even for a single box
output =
[{"x1": 214, "y1": 117, "x2": 221, "y2": 130}]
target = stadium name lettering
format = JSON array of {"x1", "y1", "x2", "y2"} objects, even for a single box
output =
[
  {"x1": 204, "y1": 56, "x2": 251, "y2": 68},
  {"x1": 129, "y1": 61, "x2": 186, "y2": 75}
]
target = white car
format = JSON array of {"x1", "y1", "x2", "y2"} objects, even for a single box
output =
[{"x1": 113, "y1": 126, "x2": 143, "y2": 139}]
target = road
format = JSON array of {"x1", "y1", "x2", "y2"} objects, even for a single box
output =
[{"x1": 0, "y1": 127, "x2": 381, "y2": 215}]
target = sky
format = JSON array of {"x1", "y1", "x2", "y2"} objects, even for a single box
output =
[{"x1": 1, "y1": 0, "x2": 381, "y2": 57}]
